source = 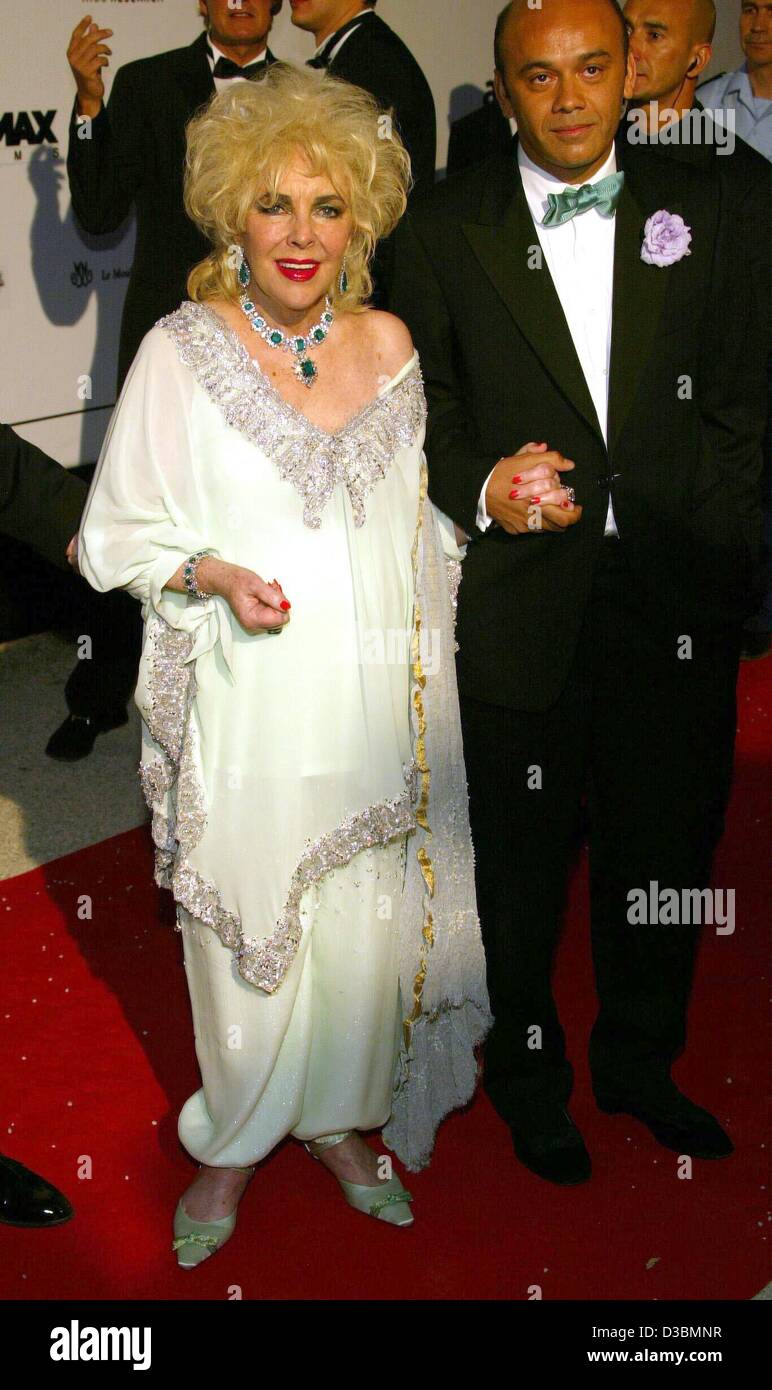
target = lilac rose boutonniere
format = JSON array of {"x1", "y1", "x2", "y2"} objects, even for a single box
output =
[{"x1": 641, "y1": 210, "x2": 692, "y2": 267}]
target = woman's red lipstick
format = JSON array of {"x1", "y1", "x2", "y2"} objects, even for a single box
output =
[{"x1": 276, "y1": 259, "x2": 321, "y2": 281}]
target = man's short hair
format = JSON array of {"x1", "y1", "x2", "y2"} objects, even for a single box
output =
[{"x1": 494, "y1": 0, "x2": 630, "y2": 72}]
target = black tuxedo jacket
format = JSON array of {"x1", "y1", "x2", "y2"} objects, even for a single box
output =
[
  {"x1": 390, "y1": 137, "x2": 767, "y2": 710},
  {"x1": 446, "y1": 88, "x2": 512, "y2": 177},
  {"x1": 326, "y1": 11, "x2": 436, "y2": 201},
  {"x1": 325, "y1": 10, "x2": 436, "y2": 307},
  {"x1": 623, "y1": 108, "x2": 772, "y2": 353},
  {"x1": 67, "y1": 33, "x2": 278, "y2": 388},
  {"x1": 0, "y1": 425, "x2": 86, "y2": 570}
]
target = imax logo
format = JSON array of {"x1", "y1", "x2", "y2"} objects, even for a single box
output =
[{"x1": 0, "y1": 110, "x2": 58, "y2": 146}]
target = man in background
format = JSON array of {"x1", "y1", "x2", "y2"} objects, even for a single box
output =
[
  {"x1": 292, "y1": 0, "x2": 436, "y2": 301},
  {"x1": 0, "y1": 421, "x2": 85, "y2": 1225},
  {"x1": 698, "y1": 0, "x2": 772, "y2": 160},
  {"x1": 697, "y1": 0, "x2": 772, "y2": 656},
  {"x1": 623, "y1": 0, "x2": 772, "y2": 659},
  {"x1": 58, "y1": 3, "x2": 283, "y2": 759},
  {"x1": 67, "y1": 1, "x2": 284, "y2": 392}
]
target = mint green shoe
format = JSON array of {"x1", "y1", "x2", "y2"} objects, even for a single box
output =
[
  {"x1": 172, "y1": 1165, "x2": 255, "y2": 1269},
  {"x1": 305, "y1": 1132, "x2": 414, "y2": 1228}
]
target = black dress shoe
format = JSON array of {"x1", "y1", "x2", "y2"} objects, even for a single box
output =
[
  {"x1": 0, "y1": 1153, "x2": 74, "y2": 1227},
  {"x1": 510, "y1": 1106, "x2": 592, "y2": 1185},
  {"x1": 595, "y1": 1079, "x2": 734, "y2": 1158},
  {"x1": 740, "y1": 630, "x2": 771, "y2": 661},
  {"x1": 45, "y1": 710, "x2": 128, "y2": 761}
]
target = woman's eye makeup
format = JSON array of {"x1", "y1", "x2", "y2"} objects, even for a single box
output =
[{"x1": 255, "y1": 200, "x2": 344, "y2": 216}]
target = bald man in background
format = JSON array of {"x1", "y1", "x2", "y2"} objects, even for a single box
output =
[{"x1": 623, "y1": 0, "x2": 772, "y2": 658}]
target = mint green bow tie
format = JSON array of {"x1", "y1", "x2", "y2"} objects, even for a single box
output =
[{"x1": 542, "y1": 172, "x2": 625, "y2": 227}]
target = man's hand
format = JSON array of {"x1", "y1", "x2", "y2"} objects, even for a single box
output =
[
  {"x1": 67, "y1": 16, "x2": 113, "y2": 119},
  {"x1": 485, "y1": 442, "x2": 583, "y2": 534},
  {"x1": 66, "y1": 534, "x2": 80, "y2": 574}
]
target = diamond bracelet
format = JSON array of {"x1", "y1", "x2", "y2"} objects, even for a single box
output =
[{"x1": 183, "y1": 550, "x2": 214, "y2": 602}]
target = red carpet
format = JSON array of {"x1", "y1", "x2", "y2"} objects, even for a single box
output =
[{"x1": 1, "y1": 661, "x2": 769, "y2": 1301}]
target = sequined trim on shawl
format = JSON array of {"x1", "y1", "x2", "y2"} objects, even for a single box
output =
[
  {"x1": 137, "y1": 612, "x2": 420, "y2": 995},
  {"x1": 156, "y1": 301, "x2": 427, "y2": 530},
  {"x1": 445, "y1": 558, "x2": 462, "y2": 654}
]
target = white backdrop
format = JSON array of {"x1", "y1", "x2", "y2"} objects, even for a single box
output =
[{"x1": 0, "y1": 0, "x2": 743, "y2": 468}]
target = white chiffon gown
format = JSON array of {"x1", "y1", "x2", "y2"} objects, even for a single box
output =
[{"x1": 78, "y1": 300, "x2": 491, "y2": 1172}]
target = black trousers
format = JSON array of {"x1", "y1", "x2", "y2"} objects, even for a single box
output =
[
  {"x1": 459, "y1": 539, "x2": 741, "y2": 1126},
  {"x1": 63, "y1": 581, "x2": 141, "y2": 722}
]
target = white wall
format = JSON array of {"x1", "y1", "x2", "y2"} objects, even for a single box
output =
[{"x1": 708, "y1": 0, "x2": 745, "y2": 78}]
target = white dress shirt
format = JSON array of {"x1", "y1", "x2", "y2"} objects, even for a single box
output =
[
  {"x1": 206, "y1": 37, "x2": 268, "y2": 94},
  {"x1": 311, "y1": 7, "x2": 375, "y2": 64},
  {"x1": 477, "y1": 142, "x2": 620, "y2": 538}
]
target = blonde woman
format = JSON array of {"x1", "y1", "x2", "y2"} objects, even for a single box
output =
[{"x1": 78, "y1": 63, "x2": 491, "y2": 1268}]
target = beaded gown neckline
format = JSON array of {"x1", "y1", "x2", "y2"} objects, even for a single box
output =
[
  {"x1": 200, "y1": 302, "x2": 420, "y2": 442},
  {"x1": 158, "y1": 300, "x2": 427, "y2": 530}
]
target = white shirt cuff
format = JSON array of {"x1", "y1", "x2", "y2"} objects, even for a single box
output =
[{"x1": 476, "y1": 465, "x2": 497, "y2": 532}]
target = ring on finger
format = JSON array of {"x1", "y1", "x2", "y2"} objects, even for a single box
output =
[{"x1": 563, "y1": 486, "x2": 576, "y2": 504}]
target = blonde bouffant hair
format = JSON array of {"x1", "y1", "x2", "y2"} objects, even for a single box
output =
[{"x1": 184, "y1": 62, "x2": 413, "y2": 312}]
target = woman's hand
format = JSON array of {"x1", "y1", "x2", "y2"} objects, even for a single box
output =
[
  {"x1": 206, "y1": 560, "x2": 291, "y2": 635},
  {"x1": 165, "y1": 556, "x2": 291, "y2": 634},
  {"x1": 485, "y1": 442, "x2": 582, "y2": 535}
]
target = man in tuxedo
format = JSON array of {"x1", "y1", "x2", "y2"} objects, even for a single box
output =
[
  {"x1": 291, "y1": 0, "x2": 436, "y2": 301},
  {"x1": 62, "y1": 3, "x2": 282, "y2": 758},
  {"x1": 1, "y1": 424, "x2": 139, "y2": 760},
  {"x1": 0, "y1": 425, "x2": 81, "y2": 1225},
  {"x1": 623, "y1": 0, "x2": 772, "y2": 660},
  {"x1": 390, "y1": 0, "x2": 766, "y2": 1184},
  {"x1": 1, "y1": 426, "x2": 85, "y2": 572},
  {"x1": 66, "y1": 1, "x2": 283, "y2": 392}
]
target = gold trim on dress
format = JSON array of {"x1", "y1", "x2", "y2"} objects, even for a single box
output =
[{"x1": 403, "y1": 457, "x2": 437, "y2": 1050}]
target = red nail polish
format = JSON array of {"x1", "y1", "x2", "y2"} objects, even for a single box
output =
[
  {"x1": 512, "y1": 474, "x2": 522, "y2": 483},
  {"x1": 280, "y1": 600, "x2": 291, "y2": 611},
  {"x1": 509, "y1": 489, "x2": 519, "y2": 499},
  {"x1": 561, "y1": 500, "x2": 570, "y2": 509},
  {"x1": 532, "y1": 496, "x2": 541, "y2": 504}
]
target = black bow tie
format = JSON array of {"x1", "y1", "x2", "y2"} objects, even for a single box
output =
[
  {"x1": 305, "y1": 12, "x2": 371, "y2": 69},
  {"x1": 212, "y1": 54, "x2": 266, "y2": 80}
]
